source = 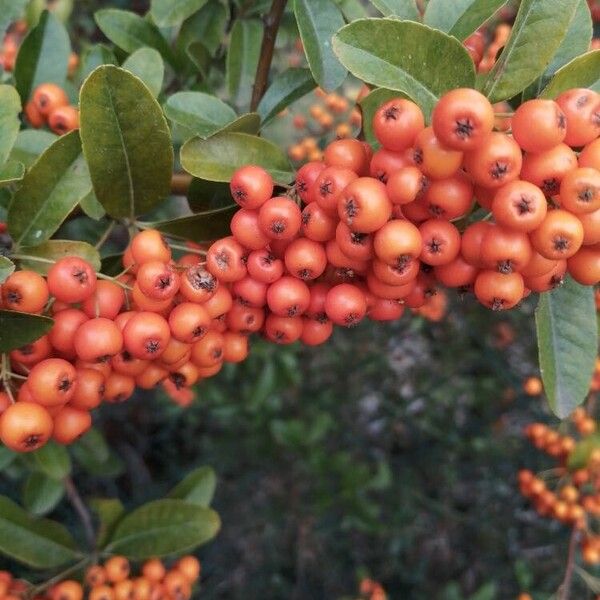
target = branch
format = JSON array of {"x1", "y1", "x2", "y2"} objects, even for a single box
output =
[
  {"x1": 250, "y1": 0, "x2": 288, "y2": 111},
  {"x1": 64, "y1": 477, "x2": 96, "y2": 551},
  {"x1": 171, "y1": 172, "x2": 193, "y2": 196},
  {"x1": 559, "y1": 528, "x2": 580, "y2": 600}
]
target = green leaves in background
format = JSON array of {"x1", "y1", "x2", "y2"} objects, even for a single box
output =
[
  {"x1": 0, "y1": 86, "x2": 22, "y2": 167},
  {"x1": 22, "y1": 473, "x2": 65, "y2": 516},
  {"x1": 187, "y1": 178, "x2": 231, "y2": 212},
  {"x1": 541, "y1": 51, "x2": 600, "y2": 98},
  {"x1": 14, "y1": 10, "x2": 70, "y2": 101},
  {"x1": 8, "y1": 131, "x2": 91, "y2": 248},
  {"x1": 480, "y1": 0, "x2": 579, "y2": 103},
  {"x1": 0, "y1": 496, "x2": 80, "y2": 568},
  {"x1": 122, "y1": 48, "x2": 164, "y2": 98},
  {"x1": 369, "y1": 0, "x2": 420, "y2": 18},
  {"x1": 91, "y1": 498, "x2": 125, "y2": 548},
  {"x1": 78, "y1": 44, "x2": 117, "y2": 83},
  {"x1": 150, "y1": 0, "x2": 208, "y2": 27},
  {"x1": 0, "y1": 257, "x2": 15, "y2": 283},
  {"x1": 31, "y1": 441, "x2": 72, "y2": 480},
  {"x1": 226, "y1": 19, "x2": 262, "y2": 109},
  {"x1": 80, "y1": 66, "x2": 173, "y2": 219},
  {"x1": 106, "y1": 499, "x2": 220, "y2": 559},
  {"x1": 215, "y1": 113, "x2": 260, "y2": 135},
  {"x1": 257, "y1": 68, "x2": 316, "y2": 126},
  {"x1": 535, "y1": 277, "x2": 598, "y2": 419},
  {"x1": 150, "y1": 205, "x2": 237, "y2": 243},
  {"x1": 71, "y1": 428, "x2": 124, "y2": 477},
  {"x1": 0, "y1": 311, "x2": 53, "y2": 353},
  {"x1": 0, "y1": 0, "x2": 29, "y2": 38},
  {"x1": 168, "y1": 466, "x2": 217, "y2": 508},
  {"x1": 17, "y1": 241, "x2": 101, "y2": 274},
  {"x1": 0, "y1": 162, "x2": 24, "y2": 187},
  {"x1": 333, "y1": 19, "x2": 475, "y2": 118},
  {"x1": 9, "y1": 130, "x2": 57, "y2": 168},
  {"x1": 359, "y1": 87, "x2": 403, "y2": 146},
  {"x1": 181, "y1": 132, "x2": 293, "y2": 184},
  {"x1": 294, "y1": 0, "x2": 347, "y2": 91},
  {"x1": 568, "y1": 433, "x2": 600, "y2": 470},
  {"x1": 177, "y1": 0, "x2": 228, "y2": 58}
]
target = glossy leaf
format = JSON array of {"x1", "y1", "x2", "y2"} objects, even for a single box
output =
[
  {"x1": 423, "y1": 0, "x2": 508, "y2": 41},
  {"x1": 0, "y1": 161, "x2": 25, "y2": 187},
  {"x1": 0, "y1": 496, "x2": 80, "y2": 568},
  {"x1": 480, "y1": 0, "x2": 579, "y2": 103},
  {"x1": 90, "y1": 498, "x2": 125, "y2": 549},
  {"x1": 106, "y1": 499, "x2": 220, "y2": 559},
  {"x1": 226, "y1": 19, "x2": 262, "y2": 109},
  {"x1": 8, "y1": 131, "x2": 91, "y2": 247},
  {"x1": 0, "y1": 256, "x2": 15, "y2": 283},
  {"x1": 168, "y1": 466, "x2": 217, "y2": 508},
  {"x1": 164, "y1": 92, "x2": 236, "y2": 138},
  {"x1": 9, "y1": 130, "x2": 57, "y2": 168},
  {"x1": 359, "y1": 87, "x2": 407, "y2": 146},
  {"x1": 0, "y1": 85, "x2": 22, "y2": 166},
  {"x1": 369, "y1": 0, "x2": 419, "y2": 18},
  {"x1": 23, "y1": 473, "x2": 64, "y2": 516},
  {"x1": 181, "y1": 132, "x2": 293, "y2": 183},
  {"x1": 186, "y1": 40, "x2": 210, "y2": 77},
  {"x1": 122, "y1": 48, "x2": 164, "y2": 98},
  {"x1": 0, "y1": 0, "x2": 29, "y2": 38},
  {"x1": 31, "y1": 441, "x2": 71, "y2": 480},
  {"x1": 333, "y1": 19, "x2": 475, "y2": 118},
  {"x1": 294, "y1": 0, "x2": 347, "y2": 91},
  {"x1": 540, "y1": 51, "x2": 600, "y2": 98},
  {"x1": 151, "y1": 0, "x2": 208, "y2": 26},
  {"x1": 0, "y1": 310, "x2": 53, "y2": 353},
  {"x1": 78, "y1": 44, "x2": 117, "y2": 82},
  {"x1": 535, "y1": 277, "x2": 597, "y2": 418},
  {"x1": 14, "y1": 11, "x2": 70, "y2": 102},
  {"x1": 80, "y1": 191, "x2": 106, "y2": 220},
  {"x1": 213, "y1": 113, "x2": 261, "y2": 136},
  {"x1": 177, "y1": 0, "x2": 228, "y2": 57},
  {"x1": 80, "y1": 66, "x2": 173, "y2": 219},
  {"x1": 336, "y1": 0, "x2": 369, "y2": 20},
  {"x1": 257, "y1": 68, "x2": 316, "y2": 125},
  {"x1": 151, "y1": 205, "x2": 237, "y2": 243},
  {"x1": 17, "y1": 241, "x2": 101, "y2": 274}
]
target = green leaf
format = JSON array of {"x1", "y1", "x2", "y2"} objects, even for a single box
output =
[
  {"x1": 567, "y1": 433, "x2": 600, "y2": 470},
  {"x1": 164, "y1": 92, "x2": 237, "y2": 138},
  {"x1": 8, "y1": 131, "x2": 91, "y2": 247},
  {"x1": 0, "y1": 161, "x2": 24, "y2": 187},
  {"x1": 423, "y1": 0, "x2": 508, "y2": 41},
  {"x1": 0, "y1": 0, "x2": 29, "y2": 39},
  {"x1": 535, "y1": 277, "x2": 597, "y2": 419},
  {"x1": 186, "y1": 41, "x2": 210, "y2": 77},
  {"x1": 480, "y1": 0, "x2": 579, "y2": 103},
  {"x1": 333, "y1": 19, "x2": 475, "y2": 119},
  {"x1": 90, "y1": 498, "x2": 125, "y2": 549},
  {"x1": 9, "y1": 130, "x2": 57, "y2": 169},
  {"x1": 80, "y1": 66, "x2": 173, "y2": 220},
  {"x1": 0, "y1": 85, "x2": 22, "y2": 167},
  {"x1": 335, "y1": 0, "x2": 369, "y2": 20},
  {"x1": 294, "y1": 0, "x2": 347, "y2": 91},
  {"x1": 213, "y1": 113, "x2": 261, "y2": 136},
  {"x1": 14, "y1": 11, "x2": 70, "y2": 102},
  {"x1": 181, "y1": 132, "x2": 293, "y2": 183},
  {"x1": 150, "y1": 205, "x2": 237, "y2": 243},
  {"x1": 370, "y1": 0, "x2": 419, "y2": 18},
  {"x1": 71, "y1": 428, "x2": 124, "y2": 477},
  {"x1": 226, "y1": 19, "x2": 262, "y2": 109},
  {"x1": 78, "y1": 44, "x2": 117, "y2": 83},
  {"x1": 23, "y1": 473, "x2": 65, "y2": 516},
  {"x1": 151, "y1": 0, "x2": 208, "y2": 27},
  {"x1": 122, "y1": 48, "x2": 164, "y2": 98},
  {"x1": 0, "y1": 495, "x2": 80, "y2": 568},
  {"x1": 359, "y1": 87, "x2": 407, "y2": 146},
  {"x1": 0, "y1": 256, "x2": 15, "y2": 284},
  {"x1": 31, "y1": 441, "x2": 71, "y2": 480},
  {"x1": 257, "y1": 68, "x2": 316, "y2": 126},
  {"x1": 540, "y1": 50, "x2": 600, "y2": 98},
  {"x1": 17, "y1": 240, "x2": 101, "y2": 274},
  {"x1": 0, "y1": 446, "x2": 16, "y2": 471},
  {"x1": 177, "y1": 0, "x2": 228, "y2": 57},
  {"x1": 169, "y1": 467, "x2": 217, "y2": 507},
  {"x1": 80, "y1": 191, "x2": 106, "y2": 220},
  {"x1": 187, "y1": 178, "x2": 232, "y2": 212},
  {"x1": 106, "y1": 499, "x2": 220, "y2": 559},
  {"x1": 0, "y1": 310, "x2": 53, "y2": 353},
  {"x1": 95, "y1": 9, "x2": 176, "y2": 68}
]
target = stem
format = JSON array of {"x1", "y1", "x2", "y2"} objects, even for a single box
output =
[
  {"x1": 64, "y1": 477, "x2": 96, "y2": 552},
  {"x1": 94, "y1": 221, "x2": 117, "y2": 250},
  {"x1": 250, "y1": 0, "x2": 288, "y2": 111},
  {"x1": 28, "y1": 558, "x2": 90, "y2": 598},
  {"x1": 0, "y1": 354, "x2": 15, "y2": 403},
  {"x1": 558, "y1": 529, "x2": 580, "y2": 600},
  {"x1": 171, "y1": 172, "x2": 193, "y2": 196},
  {"x1": 96, "y1": 272, "x2": 132, "y2": 291},
  {"x1": 167, "y1": 243, "x2": 207, "y2": 255}
]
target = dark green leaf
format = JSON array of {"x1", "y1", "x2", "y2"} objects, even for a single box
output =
[
  {"x1": 540, "y1": 50, "x2": 600, "y2": 98},
  {"x1": 0, "y1": 0, "x2": 29, "y2": 39},
  {"x1": 90, "y1": 498, "x2": 125, "y2": 549},
  {"x1": 0, "y1": 256, "x2": 15, "y2": 283},
  {"x1": 80, "y1": 66, "x2": 173, "y2": 219},
  {"x1": 0, "y1": 161, "x2": 24, "y2": 187},
  {"x1": 335, "y1": 0, "x2": 369, "y2": 21},
  {"x1": 168, "y1": 466, "x2": 217, "y2": 507},
  {"x1": 257, "y1": 68, "x2": 316, "y2": 126},
  {"x1": 567, "y1": 433, "x2": 600, "y2": 470},
  {"x1": 333, "y1": 19, "x2": 475, "y2": 118},
  {"x1": 0, "y1": 310, "x2": 53, "y2": 353},
  {"x1": 226, "y1": 19, "x2": 262, "y2": 109},
  {"x1": 71, "y1": 428, "x2": 125, "y2": 477},
  {"x1": 164, "y1": 92, "x2": 236, "y2": 138},
  {"x1": 187, "y1": 178, "x2": 232, "y2": 212},
  {"x1": 31, "y1": 441, "x2": 71, "y2": 480},
  {"x1": 369, "y1": 0, "x2": 419, "y2": 18},
  {"x1": 17, "y1": 241, "x2": 101, "y2": 274},
  {"x1": 423, "y1": 0, "x2": 508, "y2": 41},
  {"x1": 150, "y1": 205, "x2": 236, "y2": 242},
  {"x1": 360, "y1": 87, "x2": 409, "y2": 146},
  {"x1": 122, "y1": 48, "x2": 164, "y2": 98},
  {"x1": 80, "y1": 191, "x2": 106, "y2": 220},
  {"x1": 213, "y1": 113, "x2": 261, "y2": 135},
  {"x1": 0, "y1": 446, "x2": 16, "y2": 471},
  {"x1": 78, "y1": 44, "x2": 117, "y2": 83},
  {"x1": 177, "y1": 0, "x2": 228, "y2": 57},
  {"x1": 106, "y1": 499, "x2": 220, "y2": 559},
  {"x1": 186, "y1": 41, "x2": 210, "y2": 76},
  {"x1": 480, "y1": 0, "x2": 579, "y2": 103},
  {"x1": 23, "y1": 473, "x2": 65, "y2": 516},
  {"x1": 8, "y1": 131, "x2": 91, "y2": 247},
  {"x1": 9, "y1": 130, "x2": 57, "y2": 168},
  {"x1": 0, "y1": 85, "x2": 22, "y2": 166},
  {"x1": 151, "y1": 0, "x2": 209, "y2": 27},
  {"x1": 294, "y1": 0, "x2": 347, "y2": 91},
  {"x1": 535, "y1": 277, "x2": 597, "y2": 418},
  {"x1": 0, "y1": 495, "x2": 80, "y2": 568},
  {"x1": 181, "y1": 132, "x2": 293, "y2": 183},
  {"x1": 14, "y1": 11, "x2": 70, "y2": 102}
]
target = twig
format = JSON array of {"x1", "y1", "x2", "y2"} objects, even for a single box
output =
[
  {"x1": 94, "y1": 221, "x2": 117, "y2": 250},
  {"x1": 64, "y1": 477, "x2": 96, "y2": 551},
  {"x1": 28, "y1": 558, "x2": 90, "y2": 598},
  {"x1": 558, "y1": 528, "x2": 580, "y2": 600},
  {"x1": 250, "y1": 0, "x2": 288, "y2": 111},
  {"x1": 171, "y1": 172, "x2": 193, "y2": 196}
]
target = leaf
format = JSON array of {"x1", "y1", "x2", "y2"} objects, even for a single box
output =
[
  {"x1": 540, "y1": 51, "x2": 600, "y2": 98},
  {"x1": 0, "y1": 0, "x2": 29, "y2": 39},
  {"x1": 0, "y1": 161, "x2": 24, "y2": 187},
  {"x1": 151, "y1": 0, "x2": 208, "y2": 27},
  {"x1": 22, "y1": 473, "x2": 65, "y2": 516},
  {"x1": 31, "y1": 441, "x2": 71, "y2": 480},
  {"x1": 535, "y1": 277, "x2": 597, "y2": 419},
  {"x1": 177, "y1": 0, "x2": 228, "y2": 57},
  {"x1": 423, "y1": 0, "x2": 508, "y2": 41},
  {"x1": 80, "y1": 66, "x2": 173, "y2": 220},
  {"x1": 294, "y1": 0, "x2": 347, "y2": 91},
  {"x1": 94, "y1": 9, "x2": 176, "y2": 68},
  {"x1": 186, "y1": 41, "x2": 210, "y2": 77},
  {"x1": 333, "y1": 19, "x2": 475, "y2": 119},
  {"x1": 257, "y1": 68, "x2": 316, "y2": 126},
  {"x1": 80, "y1": 191, "x2": 106, "y2": 220},
  {"x1": 8, "y1": 131, "x2": 91, "y2": 247},
  {"x1": 14, "y1": 11, "x2": 70, "y2": 102},
  {"x1": 0, "y1": 310, "x2": 53, "y2": 353},
  {"x1": 213, "y1": 113, "x2": 261, "y2": 135},
  {"x1": 567, "y1": 433, "x2": 600, "y2": 470},
  {"x1": 181, "y1": 132, "x2": 293, "y2": 183},
  {"x1": 0, "y1": 85, "x2": 22, "y2": 167},
  {"x1": 0, "y1": 256, "x2": 15, "y2": 283},
  {"x1": 164, "y1": 92, "x2": 237, "y2": 138},
  {"x1": 226, "y1": 19, "x2": 262, "y2": 109},
  {"x1": 71, "y1": 428, "x2": 124, "y2": 477},
  {"x1": 122, "y1": 48, "x2": 164, "y2": 98},
  {"x1": 187, "y1": 178, "x2": 232, "y2": 212},
  {"x1": 369, "y1": 0, "x2": 420, "y2": 18},
  {"x1": 168, "y1": 467, "x2": 217, "y2": 507},
  {"x1": 17, "y1": 241, "x2": 101, "y2": 274},
  {"x1": 90, "y1": 498, "x2": 125, "y2": 549},
  {"x1": 480, "y1": 0, "x2": 580, "y2": 103},
  {"x1": 0, "y1": 495, "x2": 80, "y2": 568},
  {"x1": 151, "y1": 205, "x2": 237, "y2": 242},
  {"x1": 9, "y1": 130, "x2": 57, "y2": 169},
  {"x1": 359, "y1": 87, "x2": 407, "y2": 146},
  {"x1": 106, "y1": 499, "x2": 220, "y2": 559},
  {"x1": 78, "y1": 44, "x2": 117, "y2": 83},
  {"x1": 0, "y1": 446, "x2": 16, "y2": 471}
]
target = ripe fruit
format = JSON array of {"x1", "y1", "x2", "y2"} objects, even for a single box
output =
[
  {"x1": 136, "y1": 262, "x2": 180, "y2": 300},
  {"x1": 491, "y1": 180, "x2": 547, "y2": 232},
  {"x1": 267, "y1": 276, "x2": 310, "y2": 317},
  {"x1": 556, "y1": 88, "x2": 600, "y2": 147},
  {"x1": 372, "y1": 98, "x2": 424, "y2": 151},
  {"x1": 511, "y1": 99, "x2": 566, "y2": 153},
  {"x1": 337, "y1": 177, "x2": 392, "y2": 233},
  {"x1": 325, "y1": 284, "x2": 367, "y2": 327},
  {"x1": 47, "y1": 257, "x2": 97, "y2": 303},
  {"x1": 2, "y1": 270, "x2": 49, "y2": 313},
  {"x1": 257, "y1": 197, "x2": 302, "y2": 240},
  {"x1": 284, "y1": 238, "x2": 327, "y2": 280},
  {"x1": 413, "y1": 127, "x2": 463, "y2": 179},
  {"x1": 0, "y1": 402, "x2": 53, "y2": 452},
  {"x1": 74, "y1": 318, "x2": 123, "y2": 362},
  {"x1": 418, "y1": 220, "x2": 461, "y2": 266},
  {"x1": 230, "y1": 165, "x2": 273, "y2": 209},
  {"x1": 123, "y1": 312, "x2": 171, "y2": 360},
  {"x1": 52, "y1": 406, "x2": 92, "y2": 444},
  {"x1": 530, "y1": 210, "x2": 584, "y2": 259},
  {"x1": 48, "y1": 105, "x2": 79, "y2": 134},
  {"x1": 474, "y1": 271, "x2": 525, "y2": 310},
  {"x1": 28, "y1": 358, "x2": 77, "y2": 407},
  {"x1": 463, "y1": 132, "x2": 522, "y2": 188},
  {"x1": 32, "y1": 83, "x2": 69, "y2": 116},
  {"x1": 559, "y1": 167, "x2": 600, "y2": 214}
]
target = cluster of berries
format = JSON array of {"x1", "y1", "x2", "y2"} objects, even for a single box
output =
[
  {"x1": 24, "y1": 83, "x2": 79, "y2": 136},
  {"x1": 357, "y1": 578, "x2": 387, "y2": 600}
]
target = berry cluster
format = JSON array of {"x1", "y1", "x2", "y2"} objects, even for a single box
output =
[
  {"x1": 24, "y1": 83, "x2": 80, "y2": 135},
  {"x1": 358, "y1": 578, "x2": 387, "y2": 600}
]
